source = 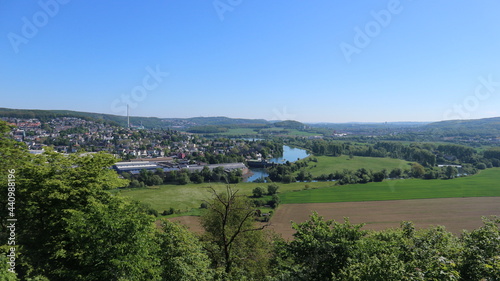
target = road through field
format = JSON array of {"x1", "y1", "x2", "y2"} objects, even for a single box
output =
[{"x1": 269, "y1": 197, "x2": 500, "y2": 240}]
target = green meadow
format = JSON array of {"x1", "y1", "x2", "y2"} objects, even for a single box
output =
[
  {"x1": 115, "y1": 181, "x2": 333, "y2": 214},
  {"x1": 281, "y1": 168, "x2": 500, "y2": 204},
  {"x1": 300, "y1": 155, "x2": 412, "y2": 177},
  {"x1": 115, "y1": 168, "x2": 500, "y2": 217},
  {"x1": 215, "y1": 128, "x2": 259, "y2": 135}
]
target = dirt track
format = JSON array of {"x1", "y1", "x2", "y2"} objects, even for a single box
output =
[
  {"x1": 269, "y1": 197, "x2": 500, "y2": 240},
  {"x1": 169, "y1": 197, "x2": 500, "y2": 240}
]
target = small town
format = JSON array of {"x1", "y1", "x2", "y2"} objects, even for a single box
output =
[{"x1": 1, "y1": 116, "x2": 284, "y2": 184}]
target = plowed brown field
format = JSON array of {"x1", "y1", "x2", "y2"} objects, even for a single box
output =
[
  {"x1": 269, "y1": 197, "x2": 500, "y2": 240},
  {"x1": 169, "y1": 197, "x2": 500, "y2": 240}
]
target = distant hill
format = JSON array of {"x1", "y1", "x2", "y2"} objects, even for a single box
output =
[
  {"x1": 426, "y1": 117, "x2": 500, "y2": 129},
  {"x1": 0, "y1": 108, "x2": 271, "y2": 129},
  {"x1": 274, "y1": 120, "x2": 306, "y2": 129},
  {"x1": 162, "y1": 116, "x2": 269, "y2": 127},
  {"x1": 0, "y1": 107, "x2": 165, "y2": 128},
  {"x1": 424, "y1": 117, "x2": 500, "y2": 136},
  {"x1": 10, "y1": 107, "x2": 497, "y2": 136},
  {"x1": 308, "y1": 122, "x2": 429, "y2": 130}
]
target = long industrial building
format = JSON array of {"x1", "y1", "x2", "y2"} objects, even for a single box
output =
[{"x1": 112, "y1": 161, "x2": 248, "y2": 175}]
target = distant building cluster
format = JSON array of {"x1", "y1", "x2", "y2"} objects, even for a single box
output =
[
  {"x1": 112, "y1": 160, "x2": 248, "y2": 175},
  {"x1": 2, "y1": 116, "x2": 262, "y2": 178}
]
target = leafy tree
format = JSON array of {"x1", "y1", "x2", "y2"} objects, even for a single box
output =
[
  {"x1": 269, "y1": 194, "x2": 280, "y2": 208},
  {"x1": 437, "y1": 144, "x2": 475, "y2": 163},
  {"x1": 211, "y1": 166, "x2": 225, "y2": 182},
  {"x1": 389, "y1": 168, "x2": 403, "y2": 178},
  {"x1": 424, "y1": 168, "x2": 439, "y2": 179},
  {"x1": 228, "y1": 170, "x2": 242, "y2": 184},
  {"x1": 286, "y1": 212, "x2": 367, "y2": 280},
  {"x1": 177, "y1": 172, "x2": 190, "y2": 185},
  {"x1": 252, "y1": 186, "x2": 266, "y2": 198},
  {"x1": 138, "y1": 169, "x2": 152, "y2": 184},
  {"x1": 267, "y1": 183, "x2": 279, "y2": 195},
  {"x1": 129, "y1": 179, "x2": 142, "y2": 188},
  {"x1": 13, "y1": 151, "x2": 134, "y2": 280},
  {"x1": 410, "y1": 163, "x2": 425, "y2": 178},
  {"x1": 200, "y1": 186, "x2": 270, "y2": 278},
  {"x1": 281, "y1": 174, "x2": 295, "y2": 184},
  {"x1": 372, "y1": 171, "x2": 385, "y2": 182},
  {"x1": 484, "y1": 147, "x2": 500, "y2": 160},
  {"x1": 0, "y1": 121, "x2": 29, "y2": 233},
  {"x1": 61, "y1": 197, "x2": 162, "y2": 281},
  {"x1": 157, "y1": 220, "x2": 212, "y2": 281},
  {"x1": 459, "y1": 217, "x2": 500, "y2": 280},
  {"x1": 201, "y1": 166, "x2": 213, "y2": 182},
  {"x1": 476, "y1": 162, "x2": 487, "y2": 170},
  {"x1": 0, "y1": 254, "x2": 18, "y2": 281},
  {"x1": 150, "y1": 174, "x2": 164, "y2": 186},
  {"x1": 162, "y1": 207, "x2": 175, "y2": 216},
  {"x1": 296, "y1": 170, "x2": 307, "y2": 181},
  {"x1": 445, "y1": 166, "x2": 458, "y2": 179},
  {"x1": 401, "y1": 224, "x2": 461, "y2": 280},
  {"x1": 189, "y1": 172, "x2": 204, "y2": 184},
  {"x1": 336, "y1": 238, "x2": 407, "y2": 281}
]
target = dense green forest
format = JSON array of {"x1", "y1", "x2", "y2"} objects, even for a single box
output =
[{"x1": 1, "y1": 120, "x2": 500, "y2": 280}]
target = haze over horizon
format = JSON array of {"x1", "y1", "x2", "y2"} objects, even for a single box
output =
[
  {"x1": 2, "y1": 105, "x2": 443, "y2": 124},
  {"x1": 2, "y1": 1, "x2": 500, "y2": 123}
]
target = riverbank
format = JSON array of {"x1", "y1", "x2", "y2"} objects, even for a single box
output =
[{"x1": 246, "y1": 145, "x2": 310, "y2": 182}]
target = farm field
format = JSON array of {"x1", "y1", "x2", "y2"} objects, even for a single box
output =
[
  {"x1": 269, "y1": 197, "x2": 500, "y2": 240},
  {"x1": 281, "y1": 168, "x2": 500, "y2": 204},
  {"x1": 116, "y1": 181, "x2": 334, "y2": 214},
  {"x1": 118, "y1": 168, "x2": 500, "y2": 216},
  {"x1": 164, "y1": 168, "x2": 500, "y2": 237},
  {"x1": 299, "y1": 155, "x2": 412, "y2": 177},
  {"x1": 169, "y1": 197, "x2": 500, "y2": 238},
  {"x1": 259, "y1": 128, "x2": 319, "y2": 136},
  {"x1": 214, "y1": 128, "x2": 259, "y2": 135}
]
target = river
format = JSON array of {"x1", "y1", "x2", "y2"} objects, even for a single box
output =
[{"x1": 245, "y1": 146, "x2": 309, "y2": 182}]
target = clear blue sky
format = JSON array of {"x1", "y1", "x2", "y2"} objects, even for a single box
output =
[{"x1": 1, "y1": 0, "x2": 500, "y2": 123}]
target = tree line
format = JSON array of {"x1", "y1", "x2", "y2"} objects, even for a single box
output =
[
  {"x1": 292, "y1": 139, "x2": 500, "y2": 167},
  {"x1": 122, "y1": 166, "x2": 244, "y2": 187},
  {"x1": 265, "y1": 157, "x2": 479, "y2": 185}
]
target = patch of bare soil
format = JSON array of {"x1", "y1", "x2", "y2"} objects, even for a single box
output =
[
  {"x1": 268, "y1": 197, "x2": 500, "y2": 240},
  {"x1": 168, "y1": 216, "x2": 204, "y2": 234}
]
